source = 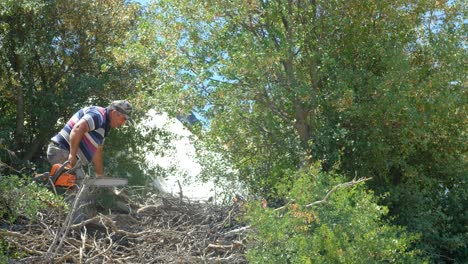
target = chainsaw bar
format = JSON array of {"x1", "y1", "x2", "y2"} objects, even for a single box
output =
[{"x1": 89, "y1": 178, "x2": 128, "y2": 187}]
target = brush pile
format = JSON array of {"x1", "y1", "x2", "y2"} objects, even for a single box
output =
[{"x1": 1, "y1": 188, "x2": 250, "y2": 263}]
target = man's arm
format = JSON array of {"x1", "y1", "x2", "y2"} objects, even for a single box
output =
[
  {"x1": 92, "y1": 145, "x2": 104, "y2": 177},
  {"x1": 68, "y1": 119, "x2": 90, "y2": 167}
]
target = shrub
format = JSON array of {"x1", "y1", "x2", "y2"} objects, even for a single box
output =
[
  {"x1": 245, "y1": 164, "x2": 426, "y2": 263},
  {"x1": 0, "y1": 174, "x2": 67, "y2": 223}
]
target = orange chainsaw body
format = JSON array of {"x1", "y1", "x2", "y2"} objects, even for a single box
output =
[{"x1": 50, "y1": 163, "x2": 76, "y2": 188}]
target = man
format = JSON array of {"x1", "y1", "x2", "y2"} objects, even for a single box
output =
[
  {"x1": 47, "y1": 100, "x2": 133, "y2": 177},
  {"x1": 47, "y1": 100, "x2": 133, "y2": 222}
]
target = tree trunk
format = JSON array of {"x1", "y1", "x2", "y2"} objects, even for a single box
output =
[{"x1": 11, "y1": 52, "x2": 25, "y2": 152}]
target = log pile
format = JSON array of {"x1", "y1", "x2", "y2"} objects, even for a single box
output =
[{"x1": 1, "y1": 188, "x2": 250, "y2": 263}]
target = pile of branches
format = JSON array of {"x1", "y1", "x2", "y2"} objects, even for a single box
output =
[{"x1": 1, "y1": 188, "x2": 250, "y2": 263}]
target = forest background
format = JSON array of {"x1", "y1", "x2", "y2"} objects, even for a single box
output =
[{"x1": 0, "y1": 0, "x2": 466, "y2": 263}]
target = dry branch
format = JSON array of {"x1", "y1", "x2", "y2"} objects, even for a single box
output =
[
  {"x1": 1, "y1": 189, "x2": 249, "y2": 263},
  {"x1": 274, "y1": 177, "x2": 372, "y2": 211},
  {"x1": 305, "y1": 177, "x2": 372, "y2": 208}
]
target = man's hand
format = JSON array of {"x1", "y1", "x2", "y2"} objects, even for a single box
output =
[{"x1": 68, "y1": 154, "x2": 78, "y2": 168}]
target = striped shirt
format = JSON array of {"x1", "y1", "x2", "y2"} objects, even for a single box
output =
[{"x1": 51, "y1": 106, "x2": 111, "y2": 163}]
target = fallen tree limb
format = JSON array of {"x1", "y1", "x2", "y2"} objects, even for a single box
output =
[
  {"x1": 274, "y1": 177, "x2": 372, "y2": 211},
  {"x1": 0, "y1": 229, "x2": 28, "y2": 238},
  {"x1": 305, "y1": 177, "x2": 372, "y2": 208},
  {"x1": 223, "y1": 226, "x2": 251, "y2": 236}
]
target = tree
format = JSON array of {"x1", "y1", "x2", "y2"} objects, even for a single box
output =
[
  {"x1": 141, "y1": 0, "x2": 435, "y2": 192},
  {"x1": 141, "y1": 0, "x2": 466, "y2": 261},
  {"x1": 0, "y1": 0, "x2": 140, "y2": 163}
]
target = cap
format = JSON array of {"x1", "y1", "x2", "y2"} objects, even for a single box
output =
[{"x1": 110, "y1": 100, "x2": 134, "y2": 124}]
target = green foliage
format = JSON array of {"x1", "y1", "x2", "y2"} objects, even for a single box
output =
[
  {"x1": 320, "y1": 3, "x2": 467, "y2": 261},
  {"x1": 245, "y1": 164, "x2": 425, "y2": 263},
  {"x1": 385, "y1": 178, "x2": 468, "y2": 263},
  {"x1": 0, "y1": 238, "x2": 9, "y2": 264},
  {"x1": 102, "y1": 126, "x2": 149, "y2": 187},
  {"x1": 0, "y1": 0, "x2": 141, "y2": 161},
  {"x1": 102, "y1": 113, "x2": 185, "y2": 188},
  {"x1": 141, "y1": 0, "x2": 466, "y2": 262},
  {"x1": 0, "y1": 175, "x2": 67, "y2": 223},
  {"x1": 0, "y1": 0, "x2": 464, "y2": 262}
]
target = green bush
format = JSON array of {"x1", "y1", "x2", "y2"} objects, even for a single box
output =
[
  {"x1": 0, "y1": 175, "x2": 67, "y2": 223},
  {"x1": 0, "y1": 238, "x2": 7, "y2": 264},
  {"x1": 385, "y1": 178, "x2": 468, "y2": 263},
  {"x1": 245, "y1": 164, "x2": 426, "y2": 263}
]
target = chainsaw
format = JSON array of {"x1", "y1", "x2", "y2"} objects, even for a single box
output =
[{"x1": 33, "y1": 160, "x2": 128, "y2": 188}]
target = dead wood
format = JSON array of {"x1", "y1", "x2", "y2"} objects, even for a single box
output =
[{"x1": 1, "y1": 188, "x2": 249, "y2": 263}]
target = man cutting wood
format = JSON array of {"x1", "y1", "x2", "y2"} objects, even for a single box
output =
[
  {"x1": 47, "y1": 99, "x2": 133, "y2": 179},
  {"x1": 45, "y1": 99, "x2": 133, "y2": 222}
]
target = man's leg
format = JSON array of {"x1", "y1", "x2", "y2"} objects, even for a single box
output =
[{"x1": 46, "y1": 143, "x2": 68, "y2": 165}]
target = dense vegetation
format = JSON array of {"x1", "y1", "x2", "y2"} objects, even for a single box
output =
[{"x1": 1, "y1": 0, "x2": 466, "y2": 263}]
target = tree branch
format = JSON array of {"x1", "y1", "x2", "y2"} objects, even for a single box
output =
[
  {"x1": 274, "y1": 177, "x2": 372, "y2": 211},
  {"x1": 305, "y1": 177, "x2": 372, "y2": 208}
]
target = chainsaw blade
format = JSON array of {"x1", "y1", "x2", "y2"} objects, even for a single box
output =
[{"x1": 89, "y1": 178, "x2": 128, "y2": 187}]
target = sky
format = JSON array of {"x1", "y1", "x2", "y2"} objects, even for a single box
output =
[
  {"x1": 140, "y1": 110, "x2": 215, "y2": 201},
  {"x1": 130, "y1": 0, "x2": 149, "y2": 6},
  {"x1": 140, "y1": 110, "x2": 245, "y2": 203}
]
